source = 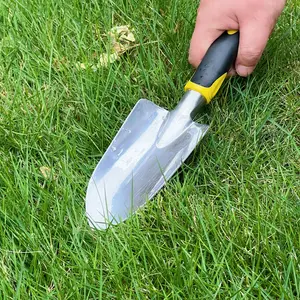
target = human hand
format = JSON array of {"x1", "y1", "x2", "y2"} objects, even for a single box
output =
[{"x1": 189, "y1": 0, "x2": 286, "y2": 77}]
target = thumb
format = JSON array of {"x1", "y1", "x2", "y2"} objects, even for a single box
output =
[
  {"x1": 188, "y1": 3, "x2": 234, "y2": 68},
  {"x1": 188, "y1": 2, "x2": 239, "y2": 69},
  {"x1": 235, "y1": 20, "x2": 275, "y2": 77},
  {"x1": 189, "y1": 24, "x2": 223, "y2": 68}
]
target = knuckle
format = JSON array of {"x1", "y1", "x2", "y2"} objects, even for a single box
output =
[{"x1": 239, "y1": 48, "x2": 262, "y2": 66}]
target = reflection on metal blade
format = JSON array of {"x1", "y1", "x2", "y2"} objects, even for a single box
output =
[{"x1": 86, "y1": 92, "x2": 209, "y2": 229}]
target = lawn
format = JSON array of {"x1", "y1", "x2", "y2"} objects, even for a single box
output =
[{"x1": 0, "y1": 0, "x2": 299, "y2": 298}]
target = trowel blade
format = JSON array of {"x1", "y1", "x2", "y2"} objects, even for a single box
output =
[{"x1": 85, "y1": 98, "x2": 209, "y2": 229}]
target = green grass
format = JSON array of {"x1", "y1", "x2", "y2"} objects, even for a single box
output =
[{"x1": 0, "y1": 0, "x2": 299, "y2": 298}]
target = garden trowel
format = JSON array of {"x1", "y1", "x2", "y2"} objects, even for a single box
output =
[{"x1": 85, "y1": 30, "x2": 239, "y2": 230}]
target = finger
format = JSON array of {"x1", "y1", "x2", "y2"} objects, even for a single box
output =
[
  {"x1": 188, "y1": 4, "x2": 225, "y2": 68},
  {"x1": 188, "y1": 26, "x2": 223, "y2": 68},
  {"x1": 188, "y1": 2, "x2": 239, "y2": 69},
  {"x1": 235, "y1": 18, "x2": 275, "y2": 77}
]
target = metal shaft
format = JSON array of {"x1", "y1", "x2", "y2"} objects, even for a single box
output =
[
  {"x1": 173, "y1": 90, "x2": 206, "y2": 119},
  {"x1": 156, "y1": 90, "x2": 206, "y2": 148}
]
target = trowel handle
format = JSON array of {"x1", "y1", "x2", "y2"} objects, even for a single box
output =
[{"x1": 184, "y1": 30, "x2": 239, "y2": 104}]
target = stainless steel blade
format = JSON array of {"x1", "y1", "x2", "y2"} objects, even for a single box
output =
[{"x1": 85, "y1": 90, "x2": 209, "y2": 229}]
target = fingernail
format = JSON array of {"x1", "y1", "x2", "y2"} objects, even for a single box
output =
[{"x1": 236, "y1": 65, "x2": 253, "y2": 77}]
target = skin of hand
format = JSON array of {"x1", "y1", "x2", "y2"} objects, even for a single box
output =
[{"x1": 189, "y1": 0, "x2": 286, "y2": 77}]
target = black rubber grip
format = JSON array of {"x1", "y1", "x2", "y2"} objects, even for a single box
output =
[{"x1": 191, "y1": 31, "x2": 240, "y2": 87}]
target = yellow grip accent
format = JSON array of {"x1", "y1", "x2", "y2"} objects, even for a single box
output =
[
  {"x1": 227, "y1": 30, "x2": 238, "y2": 35},
  {"x1": 184, "y1": 73, "x2": 227, "y2": 103}
]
